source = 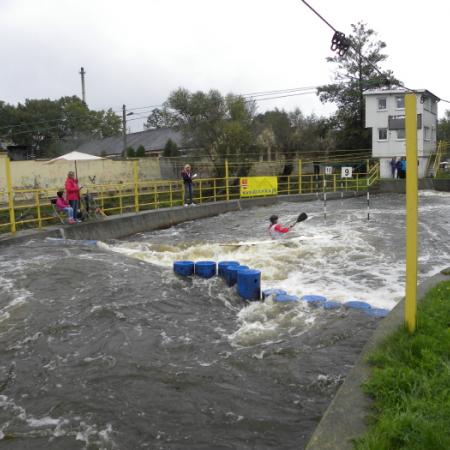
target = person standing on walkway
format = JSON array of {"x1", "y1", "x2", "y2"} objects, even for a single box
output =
[
  {"x1": 65, "y1": 171, "x2": 81, "y2": 220},
  {"x1": 390, "y1": 157, "x2": 397, "y2": 178},
  {"x1": 181, "y1": 164, "x2": 197, "y2": 206}
]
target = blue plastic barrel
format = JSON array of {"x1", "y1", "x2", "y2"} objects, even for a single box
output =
[
  {"x1": 323, "y1": 300, "x2": 341, "y2": 310},
  {"x1": 218, "y1": 261, "x2": 239, "y2": 277},
  {"x1": 301, "y1": 295, "x2": 327, "y2": 306},
  {"x1": 194, "y1": 261, "x2": 217, "y2": 279},
  {"x1": 237, "y1": 269, "x2": 261, "y2": 301},
  {"x1": 274, "y1": 294, "x2": 300, "y2": 302},
  {"x1": 225, "y1": 265, "x2": 249, "y2": 287},
  {"x1": 344, "y1": 300, "x2": 371, "y2": 310},
  {"x1": 366, "y1": 308, "x2": 389, "y2": 318},
  {"x1": 262, "y1": 288, "x2": 287, "y2": 300},
  {"x1": 173, "y1": 260, "x2": 195, "y2": 277}
]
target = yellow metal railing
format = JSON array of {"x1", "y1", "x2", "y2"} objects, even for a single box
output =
[{"x1": 0, "y1": 158, "x2": 380, "y2": 235}]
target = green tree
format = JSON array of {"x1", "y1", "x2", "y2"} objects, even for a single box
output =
[
  {"x1": 164, "y1": 88, "x2": 256, "y2": 175},
  {"x1": 253, "y1": 109, "x2": 291, "y2": 161},
  {"x1": 437, "y1": 110, "x2": 450, "y2": 142},
  {"x1": 289, "y1": 109, "x2": 336, "y2": 158},
  {"x1": 144, "y1": 108, "x2": 177, "y2": 129},
  {"x1": 0, "y1": 96, "x2": 122, "y2": 158},
  {"x1": 135, "y1": 145, "x2": 146, "y2": 157},
  {"x1": 162, "y1": 138, "x2": 179, "y2": 157},
  {"x1": 126, "y1": 146, "x2": 135, "y2": 157},
  {"x1": 318, "y1": 22, "x2": 399, "y2": 150}
]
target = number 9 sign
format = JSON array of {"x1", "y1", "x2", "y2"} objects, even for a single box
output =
[{"x1": 341, "y1": 167, "x2": 353, "y2": 178}]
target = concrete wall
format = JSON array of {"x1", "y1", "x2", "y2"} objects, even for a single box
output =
[
  {"x1": 379, "y1": 178, "x2": 450, "y2": 193},
  {"x1": 0, "y1": 158, "x2": 162, "y2": 192}
]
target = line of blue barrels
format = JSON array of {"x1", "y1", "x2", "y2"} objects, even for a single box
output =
[
  {"x1": 173, "y1": 260, "x2": 261, "y2": 301},
  {"x1": 173, "y1": 261, "x2": 389, "y2": 318},
  {"x1": 264, "y1": 289, "x2": 389, "y2": 317}
]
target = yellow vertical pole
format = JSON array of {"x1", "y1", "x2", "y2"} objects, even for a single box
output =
[
  {"x1": 35, "y1": 191, "x2": 42, "y2": 228},
  {"x1": 4, "y1": 155, "x2": 16, "y2": 234},
  {"x1": 169, "y1": 183, "x2": 173, "y2": 207},
  {"x1": 213, "y1": 179, "x2": 217, "y2": 202},
  {"x1": 333, "y1": 174, "x2": 336, "y2": 192},
  {"x1": 225, "y1": 159, "x2": 229, "y2": 201},
  {"x1": 298, "y1": 160, "x2": 302, "y2": 194},
  {"x1": 405, "y1": 93, "x2": 418, "y2": 334},
  {"x1": 133, "y1": 160, "x2": 139, "y2": 212}
]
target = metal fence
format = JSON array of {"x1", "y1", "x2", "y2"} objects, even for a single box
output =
[{"x1": 0, "y1": 159, "x2": 380, "y2": 234}]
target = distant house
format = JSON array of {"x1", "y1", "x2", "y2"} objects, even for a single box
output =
[
  {"x1": 74, "y1": 128, "x2": 187, "y2": 157},
  {"x1": 364, "y1": 88, "x2": 440, "y2": 178}
]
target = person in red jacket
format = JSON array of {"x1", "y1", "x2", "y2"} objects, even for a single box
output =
[
  {"x1": 65, "y1": 171, "x2": 81, "y2": 221},
  {"x1": 268, "y1": 214, "x2": 293, "y2": 239}
]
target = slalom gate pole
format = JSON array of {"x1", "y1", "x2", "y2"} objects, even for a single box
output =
[{"x1": 367, "y1": 191, "x2": 370, "y2": 221}]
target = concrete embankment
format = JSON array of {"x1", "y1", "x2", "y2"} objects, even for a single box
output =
[
  {"x1": 0, "y1": 191, "x2": 356, "y2": 246},
  {"x1": 379, "y1": 178, "x2": 450, "y2": 193}
]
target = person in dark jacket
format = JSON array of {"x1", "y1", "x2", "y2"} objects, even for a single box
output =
[
  {"x1": 390, "y1": 157, "x2": 397, "y2": 178},
  {"x1": 181, "y1": 164, "x2": 197, "y2": 206}
]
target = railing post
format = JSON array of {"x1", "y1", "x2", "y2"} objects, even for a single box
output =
[
  {"x1": 225, "y1": 159, "x2": 229, "y2": 201},
  {"x1": 199, "y1": 180, "x2": 202, "y2": 203},
  {"x1": 169, "y1": 183, "x2": 173, "y2": 207},
  {"x1": 213, "y1": 179, "x2": 217, "y2": 202},
  {"x1": 35, "y1": 191, "x2": 42, "y2": 228},
  {"x1": 3, "y1": 155, "x2": 16, "y2": 234},
  {"x1": 133, "y1": 160, "x2": 139, "y2": 212},
  {"x1": 298, "y1": 159, "x2": 302, "y2": 194}
]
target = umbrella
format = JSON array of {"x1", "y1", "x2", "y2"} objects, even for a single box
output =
[{"x1": 45, "y1": 151, "x2": 104, "y2": 179}]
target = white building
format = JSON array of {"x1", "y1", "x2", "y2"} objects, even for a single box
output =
[{"x1": 364, "y1": 88, "x2": 440, "y2": 178}]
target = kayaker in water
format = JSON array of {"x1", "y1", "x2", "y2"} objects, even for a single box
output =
[{"x1": 268, "y1": 215, "x2": 294, "y2": 239}]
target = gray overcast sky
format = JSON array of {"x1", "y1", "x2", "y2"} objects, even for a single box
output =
[{"x1": 1, "y1": 0, "x2": 449, "y2": 132}]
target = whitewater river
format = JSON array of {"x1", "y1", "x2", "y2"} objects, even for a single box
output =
[{"x1": 0, "y1": 191, "x2": 449, "y2": 449}]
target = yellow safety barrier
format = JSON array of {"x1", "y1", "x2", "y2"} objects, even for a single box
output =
[{"x1": 0, "y1": 158, "x2": 380, "y2": 235}]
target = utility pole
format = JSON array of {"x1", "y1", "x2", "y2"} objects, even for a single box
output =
[
  {"x1": 122, "y1": 105, "x2": 134, "y2": 156},
  {"x1": 79, "y1": 67, "x2": 86, "y2": 103},
  {"x1": 122, "y1": 104, "x2": 127, "y2": 155}
]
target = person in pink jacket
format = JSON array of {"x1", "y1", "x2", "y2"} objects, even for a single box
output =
[
  {"x1": 55, "y1": 191, "x2": 76, "y2": 224},
  {"x1": 65, "y1": 171, "x2": 81, "y2": 220}
]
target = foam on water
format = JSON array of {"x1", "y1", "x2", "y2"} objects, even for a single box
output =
[{"x1": 102, "y1": 192, "x2": 450, "y2": 311}]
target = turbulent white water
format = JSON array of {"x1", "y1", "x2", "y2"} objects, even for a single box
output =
[{"x1": 102, "y1": 191, "x2": 450, "y2": 310}]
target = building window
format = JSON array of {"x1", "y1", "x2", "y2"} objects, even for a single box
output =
[
  {"x1": 424, "y1": 126, "x2": 430, "y2": 141},
  {"x1": 378, "y1": 128, "x2": 388, "y2": 141},
  {"x1": 396, "y1": 96, "x2": 405, "y2": 109},
  {"x1": 396, "y1": 129, "x2": 405, "y2": 140},
  {"x1": 378, "y1": 98, "x2": 387, "y2": 110}
]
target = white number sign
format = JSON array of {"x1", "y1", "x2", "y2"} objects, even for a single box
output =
[
  {"x1": 341, "y1": 167, "x2": 353, "y2": 178},
  {"x1": 325, "y1": 166, "x2": 333, "y2": 175}
]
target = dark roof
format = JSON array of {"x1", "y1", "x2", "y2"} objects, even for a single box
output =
[{"x1": 74, "y1": 128, "x2": 185, "y2": 156}]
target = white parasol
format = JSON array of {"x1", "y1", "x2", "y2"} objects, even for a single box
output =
[{"x1": 45, "y1": 151, "x2": 104, "y2": 179}]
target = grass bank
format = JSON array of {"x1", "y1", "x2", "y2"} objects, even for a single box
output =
[{"x1": 354, "y1": 281, "x2": 450, "y2": 450}]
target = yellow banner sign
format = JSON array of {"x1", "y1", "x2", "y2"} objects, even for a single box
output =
[{"x1": 240, "y1": 176, "x2": 278, "y2": 197}]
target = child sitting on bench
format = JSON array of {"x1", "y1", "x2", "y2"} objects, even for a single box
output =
[{"x1": 56, "y1": 191, "x2": 76, "y2": 224}]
